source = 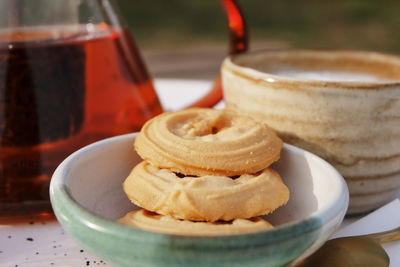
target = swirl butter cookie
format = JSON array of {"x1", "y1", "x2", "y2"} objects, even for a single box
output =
[
  {"x1": 117, "y1": 209, "x2": 273, "y2": 236},
  {"x1": 134, "y1": 108, "x2": 283, "y2": 176},
  {"x1": 123, "y1": 161, "x2": 289, "y2": 222}
]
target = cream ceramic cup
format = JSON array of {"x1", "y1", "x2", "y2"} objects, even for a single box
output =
[{"x1": 221, "y1": 49, "x2": 400, "y2": 214}]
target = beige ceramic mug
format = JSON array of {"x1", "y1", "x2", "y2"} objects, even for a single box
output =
[{"x1": 221, "y1": 49, "x2": 400, "y2": 214}]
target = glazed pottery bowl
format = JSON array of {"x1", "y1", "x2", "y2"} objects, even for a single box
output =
[
  {"x1": 222, "y1": 49, "x2": 400, "y2": 214},
  {"x1": 50, "y1": 133, "x2": 348, "y2": 267}
]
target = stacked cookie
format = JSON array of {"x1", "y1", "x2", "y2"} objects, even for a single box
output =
[{"x1": 118, "y1": 108, "x2": 289, "y2": 235}]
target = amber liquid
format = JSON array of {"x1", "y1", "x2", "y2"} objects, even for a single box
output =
[{"x1": 0, "y1": 25, "x2": 162, "y2": 217}]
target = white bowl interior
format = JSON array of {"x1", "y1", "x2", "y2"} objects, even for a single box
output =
[
  {"x1": 266, "y1": 146, "x2": 343, "y2": 225},
  {"x1": 61, "y1": 134, "x2": 346, "y2": 227}
]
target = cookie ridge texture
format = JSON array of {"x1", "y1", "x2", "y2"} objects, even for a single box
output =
[
  {"x1": 123, "y1": 161, "x2": 290, "y2": 222},
  {"x1": 134, "y1": 108, "x2": 283, "y2": 176},
  {"x1": 117, "y1": 209, "x2": 274, "y2": 235}
]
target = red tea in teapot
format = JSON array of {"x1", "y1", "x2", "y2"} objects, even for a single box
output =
[{"x1": 0, "y1": 25, "x2": 162, "y2": 216}]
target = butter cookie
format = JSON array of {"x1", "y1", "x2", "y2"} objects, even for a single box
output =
[
  {"x1": 123, "y1": 161, "x2": 289, "y2": 222},
  {"x1": 117, "y1": 209, "x2": 273, "y2": 236},
  {"x1": 134, "y1": 108, "x2": 283, "y2": 176}
]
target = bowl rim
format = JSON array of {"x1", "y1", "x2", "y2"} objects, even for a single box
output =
[{"x1": 50, "y1": 133, "x2": 349, "y2": 242}]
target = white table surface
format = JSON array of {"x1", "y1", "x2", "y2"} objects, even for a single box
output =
[{"x1": 1, "y1": 78, "x2": 399, "y2": 267}]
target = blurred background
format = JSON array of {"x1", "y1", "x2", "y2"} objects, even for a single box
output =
[{"x1": 115, "y1": 0, "x2": 400, "y2": 80}]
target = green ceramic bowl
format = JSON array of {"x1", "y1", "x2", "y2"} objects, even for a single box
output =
[{"x1": 50, "y1": 133, "x2": 348, "y2": 267}]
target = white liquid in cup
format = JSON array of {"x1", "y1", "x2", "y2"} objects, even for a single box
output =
[{"x1": 271, "y1": 69, "x2": 400, "y2": 83}]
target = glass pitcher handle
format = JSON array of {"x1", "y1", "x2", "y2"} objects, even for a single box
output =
[{"x1": 189, "y1": 0, "x2": 248, "y2": 108}]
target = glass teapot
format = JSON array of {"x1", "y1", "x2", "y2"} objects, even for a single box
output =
[{"x1": 0, "y1": 0, "x2": 247, "y2": 218}]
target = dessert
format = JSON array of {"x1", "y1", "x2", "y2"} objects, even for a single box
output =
[
  {"x1": 123, "y1": 161, "x2": 289, "y2": 222},
  {"x1": 118, "y1": 209, "x2": 273, "y2": 236},
  {"x1": 134, "y1": 108, "x2": 282, "y2": 176},
  {"x1": 119, "y1": 108, "x2": 289, "y2": 235}
]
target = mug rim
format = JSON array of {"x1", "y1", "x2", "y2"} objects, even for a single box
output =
[{"x1": 222, "y1": 48, "x2": 400, "y2": 89}]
